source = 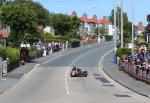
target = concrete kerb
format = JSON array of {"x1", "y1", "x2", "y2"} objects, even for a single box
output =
[{"x1": 99, "y1": 49, "x2": 150, "y2": 98}]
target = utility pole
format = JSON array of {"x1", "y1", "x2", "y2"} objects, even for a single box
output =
[
  {"x1": 97, "y1": 18, "x2": 99, "y2": 36},
  {"x1": 118, "y1": 8, "x2": 120, "y2": 36},
  {"x1": 113, "y1": 0, "x2": 117, "y2": 64},
  {"x1": 121, "y1": 0, "x2": 124, "y2": 48},
  {"x1": 131, "y1": 0, "x2": 134, "y2": 56}
]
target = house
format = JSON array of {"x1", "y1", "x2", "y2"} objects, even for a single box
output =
[
  {"x1": 0, "y1": 25, "x2": 10, "y2": 46},
  {"x1": 70, "y1": 11, "x2": 77, "y2": 18},
  {"x1": 99, "y1": 16, "x2": 113, "y2": 35},
  {"x1": 43, "y1": 26, "x2": 55, "y2": 35},
  {"x1": 145, "y1": 14, "x2": 150, "y2": 43},
  {"x1": 137, "y1": 22, "x2": 144, "y2": 35},
  {"x1": 70, "y1": 11, "x2": 113, "y2": 36},
  {"x1": 79, "y1": 13, "x2": 90, "y2": 35},
  {"x1": 88, "y1": 15, "x2": 98, "y2": 35}
]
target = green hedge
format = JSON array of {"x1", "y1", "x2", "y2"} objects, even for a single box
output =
[
  {"x1": 69, "y1": 38, "x2": 80, "y2": 48},
  {"x1": 0, "y1": 47, "x2": 20, "y2": 63},
  {"x1": 116, "y1": 48, "x2": 131, "y2": 58},
  {"x1": 44, "y1": 35, "x2": 70, "y2": 43},
  {"x1": 102, "y1": 35, "x2": 113, "y2": 41}
]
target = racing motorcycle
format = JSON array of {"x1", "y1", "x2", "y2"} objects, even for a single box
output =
[{"x1": 70, "y1": 66, "x2": 88, "y2": 77}]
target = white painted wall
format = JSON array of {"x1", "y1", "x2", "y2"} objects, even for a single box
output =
[{"x1": 44, "y1": 26, "x2": 55, "y2": 35}]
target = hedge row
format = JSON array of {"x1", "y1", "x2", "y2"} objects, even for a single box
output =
[
  {"x1": 116, "y1": 48, "x2": 131, "y2": 58},
  {"x1": 44, "y1": 33, "x2": 69, "y2": 42},
  {"x1": 0, "y1": 47, "x2": 20, "y2": 64},
  {"x1": 69, "y1": 38, "x2": 80, "y2": 48},
  {"x1": 101, "y1": 35, "x2": 113, "y2": 41}
]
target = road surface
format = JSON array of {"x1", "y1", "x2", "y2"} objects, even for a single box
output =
[{"x1": 0, "y1": 42, "x2": 149, "y2": 103}]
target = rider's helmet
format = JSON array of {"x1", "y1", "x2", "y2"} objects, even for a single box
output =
[
  {"x1": 77, "y1": 68, "x2": 81, "y2": 72},
  {"x1": 73, "y1": 66, "x2": 76, "y2": 70}
]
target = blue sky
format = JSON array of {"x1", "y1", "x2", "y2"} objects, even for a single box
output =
[{"x1": 34, "y1": 0, "x2": 150, "y2": 26}]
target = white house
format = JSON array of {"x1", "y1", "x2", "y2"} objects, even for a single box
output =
[{"x1": 43, "y1": 26, "x2": 55, "y2": 35}]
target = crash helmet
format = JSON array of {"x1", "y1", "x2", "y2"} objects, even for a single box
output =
[{"x1": 73, "y1": 66, "x2": 76, "y2": 70}]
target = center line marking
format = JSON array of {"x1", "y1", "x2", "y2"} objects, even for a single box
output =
[{"x1": 65, "y1": 67, "x2": 69, "y2": 95}]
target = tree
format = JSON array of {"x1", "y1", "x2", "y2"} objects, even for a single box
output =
[
  {"x1": 100, "y1": 25, "x2": 107, "y2": 34},
  {"x1": 28, "y1": 1, "x2": 50, "y2": 27},
  {"x1": 49, "y1": 13, "x2": 71, "y2": 36},
  {"x1": 0, "y1": 0, "x2": 51, "y2": 45},
  {"x1": 0, "y1": 0, "x2": 6, "y2": 6},
  {"x1": 50, "y1": 13, "x2": 80, "y2": 37},
  {"x1": 13, "y1": 0, "x2": 50, "y2": 27},
  {"x1": 108, "y1": 6, "x2": 133, "y2": 44},
  {"x1": 68, "y1": 16, "x2": 80, "y2": 38},
  {"x1": 0, "y1": 3, "x2": 37, "y2": 45}
]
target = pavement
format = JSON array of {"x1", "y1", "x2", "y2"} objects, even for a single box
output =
[
  {"x1": 102, "y1": 50, "x2": 150, "y2": 97},
  {"x1": 0, "y1": 42, "x2": 150, "y2": 98}
]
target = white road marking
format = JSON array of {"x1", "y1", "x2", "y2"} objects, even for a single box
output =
[
  {"x1": 65, "y1": 49, "x2": 89, "y2": 95},
  {"x1": 65, "y1": 46, "x2": 102, "y2": 95},
  {"x1": 65, "y1": 67, "x2": 69, "y2": 95},
  {"x1": 65, "y1": 43, "x2": 111, "y2": 95},
  {"x1": 21, "y1": 64, "x2": 40, "y2": 80}
]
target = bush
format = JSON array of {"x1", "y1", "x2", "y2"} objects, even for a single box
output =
[
  {"x1": 29, "y1": 46, "x2": 37, "y2": 59},
  {"x1": 44, "y1": 33, "x2": 69, "y2": 42},
  {"x1": 116, "y1": 48, "x2": 131, "y2": 58},
  {"x1": 69, "y1": 38, "x2": 80, "y2": 48},
  {"x1": 0, "y1": 46, "x2": 6, "y2": 59},
  {"x1": 134, "y1": 35, "x2": 147, "y2": 46},
  {"x1": 0, "y1": 47, "x2": 20, "y2": 63},
  {"x1": 102, "y1": 35, "x2": 113, "y2": 41}
]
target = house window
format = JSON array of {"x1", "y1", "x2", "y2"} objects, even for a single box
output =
[{"x1": 147, "y1": 33, "x2": 150, "y2": 43}]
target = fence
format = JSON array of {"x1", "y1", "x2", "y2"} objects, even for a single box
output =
[{"x1": 119, "y1": 60, "x2": 150, "y2": 84}]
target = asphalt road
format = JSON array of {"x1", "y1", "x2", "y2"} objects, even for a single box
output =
[{"x1": 0, "y1": 42, "x2": 149, "y2": 103}]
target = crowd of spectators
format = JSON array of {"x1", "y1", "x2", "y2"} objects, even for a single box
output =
[
  {"x1": 20, "y1": 40, "x2": 68, "y2": 65},
  {"x1": 120, "y1": 45, "x2": 150, "y2": 80}
]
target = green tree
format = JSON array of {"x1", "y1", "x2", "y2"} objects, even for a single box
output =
[
  {"x1": 68, "y1": 16, "x2": 80, "y2": 38},
  {"x1": 50, "y1": 13, "x2": 72, "y2": 36},
  {"x1": 13, "y1": 0, "x2": 50, "y2": 27},
  {"x1": 108, "y1": 7, "x2": 133, "y2": 44},
  {"x1": 0, "y1": 0, "x2": 6, "y2": 6},
  {"x1": 100, "y1": 25, "x2": 107, "y2": 34},
  {"x1": 50, "y1": 13, "x2": 80, "y2": 37},
  {"x1": 0, "y1": 1, "x2": 51, "y2": 45},
  {"x1": 0, "y1": 3, "x2": 37, "y2": 45},
  {"x1": 135, "y1": 35, "x2": 147, "y2": 46},
  {"x1": 50, "y1": 13, "x2": 71, "y2": 36}
]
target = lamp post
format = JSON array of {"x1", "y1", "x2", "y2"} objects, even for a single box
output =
[
  {"x1": 131, "y1": 0, "x2": 134, "y2": 56},
  {"x1": 120, "y1": 0, "x2": 124, "y2": 48},
  {"x1": 113, "y1": 0, "x2": 117, "y2": 64}
]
